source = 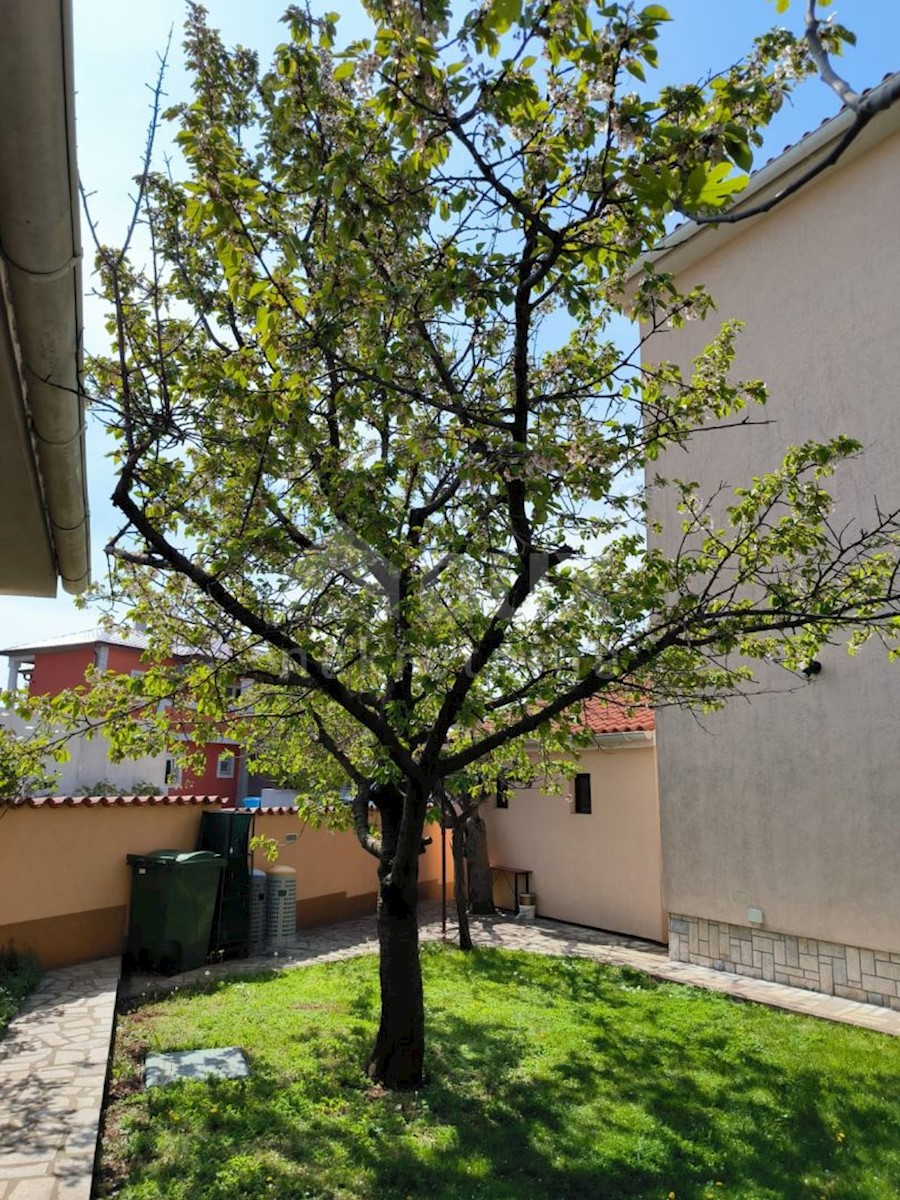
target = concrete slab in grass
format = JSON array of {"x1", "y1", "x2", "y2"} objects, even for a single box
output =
[{"x1": 144, "y1": 1047, "x2": 249, "y2": 1088}]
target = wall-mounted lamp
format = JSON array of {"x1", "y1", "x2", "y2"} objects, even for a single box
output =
[{"x1": 801, "y1": 660, "x2": 822, "y2": 679}]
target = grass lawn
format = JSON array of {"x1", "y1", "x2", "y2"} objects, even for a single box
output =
[
  {"x1": 99, "y1": 945, "x2": 900, "y2": 1200},
  {"x1": 0, "y1": 947, "x2": 41, "y2": 1038}
]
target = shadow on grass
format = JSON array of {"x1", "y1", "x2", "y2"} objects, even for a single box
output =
[{"x1": 98, "y1": 948, "x2": 900, "y2": 1200}]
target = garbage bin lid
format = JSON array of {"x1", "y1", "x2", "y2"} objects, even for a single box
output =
[{"x1": 126, "y1": 850, "x2": 223, "y2": 867}]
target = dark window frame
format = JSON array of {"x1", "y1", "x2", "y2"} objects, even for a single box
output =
[{"x1": 574, "y1": 772, "x2": 592, "y2": 815}]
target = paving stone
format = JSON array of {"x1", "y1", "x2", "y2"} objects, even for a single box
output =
[
  {"x1": 0, "y1": 960, "x2": 117, "y2": 1200},
  {"x1": 8, "y1": 1178, "x2": 57, "y2": 1199},
  {"x1": 54, "y1": 1178, "x2": 92, "y2": 1200}
]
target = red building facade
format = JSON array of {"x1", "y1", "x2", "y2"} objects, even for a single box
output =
[{"x1": 2, "y1": 629, "x2": 242, "y2": 804}]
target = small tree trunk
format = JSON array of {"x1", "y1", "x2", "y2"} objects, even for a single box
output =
[
  {"x1": 366, "y1": 783, "x2": 426, "y2": 1089},
  {"x1": 450, "y1": 820, "x2": 473, "y2": 951},
  {"x1": 465, "y1": 808, "x2": 494, "y2": 915}
]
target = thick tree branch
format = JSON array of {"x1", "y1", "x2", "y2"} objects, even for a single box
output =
[
  {"x1": 805, "y1": 0, "x2": 861, "y2": 110},
  {"x1": 110, "y1": 457, "x2": 424, "y2": 783},
  {"x1": 351, "y1": 780, "x2": 382, "y2": 860},
  {"x1": 421, "y1": 545, "x2": 576, "y2": 766},
  {"x1": 690, "y1": 73, "x2": 900, "y2": 227}
]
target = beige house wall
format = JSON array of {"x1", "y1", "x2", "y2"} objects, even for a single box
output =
[
  {"x1": 482, "y1": 741, "x2": 664, "y2": 941},
  {"x1": 642, "y1": 128, "x2": 900, "y2": 970},
  {"x1": 0, "y1": 801, "x2": 448, "y2": 968}
]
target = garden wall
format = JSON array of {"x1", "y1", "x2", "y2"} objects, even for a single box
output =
[{"x1": 0, "y1": 796, "x2": 450, "y2": 968}]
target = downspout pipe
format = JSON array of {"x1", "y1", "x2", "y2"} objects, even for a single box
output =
[{"x1": 0, "y1": 0, "x2": 89, "y2": 594}]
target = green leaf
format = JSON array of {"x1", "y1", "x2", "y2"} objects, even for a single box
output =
[
  {"x1": 333, "y1": 61, "x2": 355, "y2": 81},
  {"x1": 695, "y1": 162, "x2": 749, "y2": 207},
  {"x1": 489, "y1": 0, "x2": 522, "y2": 36},
  {"x1": 641, "y1": 4, "x2": 672, "y2": 20},
  {"x1": 724, "y1": 134, "x2": 753, "y2": 173}
]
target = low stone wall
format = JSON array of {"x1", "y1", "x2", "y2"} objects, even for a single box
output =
[{"x1": 669, "y1": 914, "x2": 900, "y2": 1010}]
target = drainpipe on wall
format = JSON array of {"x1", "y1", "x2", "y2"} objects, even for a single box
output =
[{"x1": 0, "y1": 0, "x2": 89, "y2": 594}]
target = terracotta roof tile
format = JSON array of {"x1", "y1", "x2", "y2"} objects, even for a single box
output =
[
  {"x1": 579, "y1": 698, "x2": 654, "y2": 735},
  {"x1": 2, "y1": 794, "x2": 230, "y2": 808}
]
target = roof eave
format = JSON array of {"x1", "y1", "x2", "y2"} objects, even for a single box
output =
[{"x1": 624, "y1": 72, "x2": 900, "y2": 294}]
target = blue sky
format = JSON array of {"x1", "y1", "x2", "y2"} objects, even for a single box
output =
[{"x1": 1, "y1": 0, "x2": 896, "y2": 656}]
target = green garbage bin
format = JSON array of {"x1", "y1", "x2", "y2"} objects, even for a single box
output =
[
  {"x1": 198, "y1": 811, "x2": 253, "y2": 959},
  {"x1": 125, "y1": 850, "x2": 224, "y2": 975}
]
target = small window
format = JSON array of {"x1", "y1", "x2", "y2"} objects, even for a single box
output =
[
  {"x1": 164, "y1": 758, "x2": 182, "y2": 788},
  {"x1": 217, "y1": 753, "x2": 235, "y2": 779},
  {"x1": 496, "y1": 779, "x2": 509, "y2": 809},
  {"x1": 574, "y1": 773, "x2": 592, "y2": 815}
]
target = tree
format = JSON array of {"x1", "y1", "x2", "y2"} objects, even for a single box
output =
[
  {"x1": 0, "y1": 726, "x2": 57, "y2": 798},
  {"x1": 84, "y1": 0, "x2": 900, "y2": 1087},
  {"x1": 438, "y1": 781, "x2": 496, "y2": 952}
]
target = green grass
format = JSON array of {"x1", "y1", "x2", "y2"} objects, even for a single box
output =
[
  {"x1": 99, "y1": 946, "x2": 900, "y2": 1200},
  {"x1": 0, "y1": 946, "x2": 41, "y2": 1038}
]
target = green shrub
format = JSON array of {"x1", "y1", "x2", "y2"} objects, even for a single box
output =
[{"x1": 0, "y1": 945, "x2": 41, "y2": 1036}]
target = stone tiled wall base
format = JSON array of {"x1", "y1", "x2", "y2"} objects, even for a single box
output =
[{"x1": 669, "y1": 914, "x2": 900, "y2": 1010}]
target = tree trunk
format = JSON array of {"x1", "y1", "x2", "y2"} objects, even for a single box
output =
[
  {"x1": 366, "y1": 783, "x2": 426, "y2": 1089},
  {"x1": 450, "y1": 820, "x2": 473, "y2": 951},
  {"x1": 465, "y1": 809, "x2": 494, "y2": 915}
]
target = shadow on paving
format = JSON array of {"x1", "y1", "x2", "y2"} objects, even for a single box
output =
[
  {"x1": 98, "y1": 950, "x2": 900, "y2": 1200},
  {"x1": 0, "y1": 1068, "x2": 70, "y2": 1154},
  {"x1": 463, "y1": 912, "x2": 665, "y2": 957}
]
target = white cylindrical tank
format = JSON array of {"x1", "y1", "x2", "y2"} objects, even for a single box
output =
[
  {"x1": 250, "y1": 868, "x2": 267, "y2": 949},
  {"x1": 266, "y1": 865, "x2": 297, "y2": 945}
]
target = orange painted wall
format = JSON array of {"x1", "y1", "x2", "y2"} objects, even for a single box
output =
[
  {"x1": 252, "y1": 811, "x2": 450, "y2": 906},
  {"x1": 0, "y1": 802, "x2": 213, "y2": 928},
  {"x1": 0, "y1": 801, "x2": 450, "y2": 967}
]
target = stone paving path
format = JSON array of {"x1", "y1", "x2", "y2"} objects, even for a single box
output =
[
  {"x1": 0, "y1": 959, "x2": 119, "y2": 1200},
  {"x1": 3, "y1": 907, "x2": 899, "y2": 1200}
]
